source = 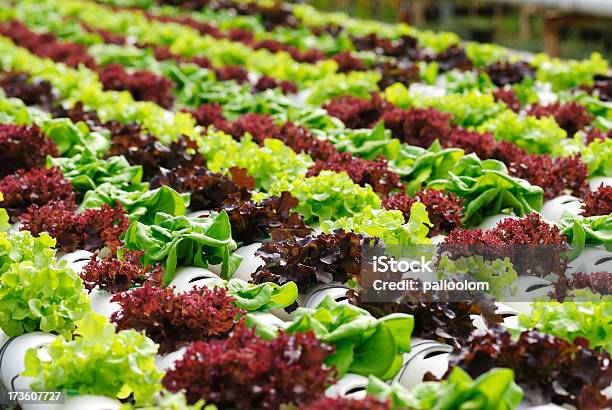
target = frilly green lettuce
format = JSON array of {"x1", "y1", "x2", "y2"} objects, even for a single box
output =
[
  {"x1": 321, "y1": 203, "x2": 432, "y2": 245},
  {"x1": 532, "y1": 52, "x2": 609, "y2": 92},
  {"x1": 581, "y1": 137, "x2": 612, "y2": 177},
  {"x1": 265, "y1": 170, "x2": 381, "y2": 224},
  {"x1": 515, "y1": 301, "x2": 612, "y2": 351},
  {"x1": 0, "y1": 260, "x2": 90, "y2": 337},
  {"x1": 23, "y1": 312, "x2": 163, "y2": 406},
  {"x1": 198, "y1": 131, "x2": 313, "y2": 191},
  {"x1": 0, "y1": 230, "x2": 57, "y2": 274},
  {"x1": 437, "y1": 255, "x2": 518, "y2": 299},
  {"x1": 479, "y1": 110, "x2": 567, "y2": 154}
]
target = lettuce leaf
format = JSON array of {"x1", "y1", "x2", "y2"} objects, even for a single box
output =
[
  {"x1": 41, "y1": 118, "x2": 110, "y2": 157},
  {"x1": 431, "y1": 90, "x2": 504, "y2": 128},
  {"x1": 532, "y1": 52, "x2": 609, "y2": 92},
  {"x1": 428, "y1": 154, "x2": 543, "y2": 226},
  {"x1": 478, "y1": 110, "x2": 567, "y2": 155},
  {"x1": 80, "y1": 183, "x2": 189, "y2": 224},
  {"x1": 516, "y1": 301, "x2": 612, "y2": 351},
  {"x1": 226, "y1": 278, "x2": 298, "y2": 312},
  {"x1": 392, "y1": 141, "x2": 464, "y2": 194},
  {"x1": 0, "y1": 257, "x2": 90, "y2": 337},
  {"x1": 0, "y1": 193, "x2": 9, "y2": 232},
  {"x1": 367, "y1": 367, "x2": 523, "y2": 410},
  {"x1": 122, "y1": 211, "x2": 239, "y2": 284},
  {"x1": 23, "y1": 312, "x2": 162, "y2": 406},
  {"x1": 321, "y1": 203, "x2": 431, "y2": 245},
  {"x1": 0, "y1": 230, "x2": 57, "y2": 274},
  {"x1": 558, "y1": 212, "x2": 612, "y2": 253},
  {"x1": 284, "y1": 295, "x2": 413, "y2": 379},
  {"x1": 437, "y1": 255, "x2": 518, "y2": 299},
  {"x1": 465, "y1": 42, "x2": 508, "y2": 68},
  {"x1": 322, "y1": 122, "x2": 401, "y2": 161},
  {"x1": 581, "y1": 137, "x2": 612, "y2": 177},
  {"x1": 198, "y1": 132, "x2": 312, "y2": 191},
  {"x1": 265, "y1": 170, "x2": 381, "y2": 224},
  {"x1": 306, "y1": 70, "x2": 381, "y2": 105},
  {"x1": 49, "y1": 153, "x2": 145, "y2": 193}
]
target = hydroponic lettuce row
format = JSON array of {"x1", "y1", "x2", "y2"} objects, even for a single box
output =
[{"x1": 0, "y1": 0, "x2": 610, "y2": 408}]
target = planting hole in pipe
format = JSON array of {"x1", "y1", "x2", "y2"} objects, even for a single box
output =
[
  {"x1": 423, "y1": 350, "x2": 448, "y2": 360},
  {"x1": 526, "y1": 283, "x2": 553, "y2": 293}
]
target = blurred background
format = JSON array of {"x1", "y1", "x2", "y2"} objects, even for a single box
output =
[{"x1": 297, "y1": 0, "x2": 612, "y2": 60}]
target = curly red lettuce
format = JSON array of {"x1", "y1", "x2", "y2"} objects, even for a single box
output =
[
  {"x1": 80, "y1": 251, "x2": 163, "y2": 294},
  {"x1": 581, "y1": 184, "x2": 612, "y2": 216},
  {"x1": 383, "y1": 189, "x2": 464, "y2": 236},
  {"x1": 108, "y1": 132, "x2": 205, "y2": 179},
  {"x1": 442, "y1": 213, "x2": 568, "y2": 277},
  {"x1": 99, "y1": 63, "x2": 176, "y2": 109},
  {"x1": 222, "y1": 191, "x2": 311, "y2": 245},
  {"x1": 445, "y1": 327, "x2": 612, "y2": 409},
  {"x1": 348, "y1": 284, "x2": 501, "y2": 349},
  {"x1": 0, "y1": 20, "x2": 96, "y2": 68},
  {"x1": 252, "y1": 231, "x2": 383, "y2": 293},
  {"x1": 484, "y1": 61, "x2": 535, "y2": 87},
  {"x1": 0, "y1": 167, "x2": 75, "y2": 222},
  {"x1": 0, "y1": 71, "x2": 57, "y2": 110},
  {"x1": 550, "y1": 271, "x2": 612, "y2": 301},
  {"x1": 20, "y1": 200, "x2": 129, "y2": 253},
  {"x1": 0, "y1": 124, "x2": 58, "y2": 178},
  {"x1": 323, "y1": 94, "x2": 387, "y2": 129},
  {"x1": 152, "y1": 165, "x2": 251, "y2": 211},
  {"x1": 493, "y1": 88, "x2": 522, "y2": 112},
  {"x1": 111, "y1": 283, "x2": 244, "y2": 354},
  {"x1": 162, "y1": 324, "x2": 335, "y2": 408},
  {"x1": 527, "y1": 102, "x2": 592, "y2": 137}
]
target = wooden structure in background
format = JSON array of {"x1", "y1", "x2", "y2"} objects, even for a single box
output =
[{"x1": 399, "y1": 0, "x2": 612, "y2": 57}]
